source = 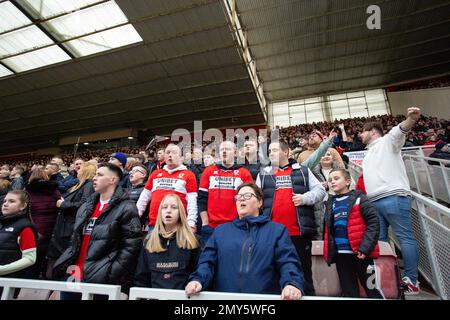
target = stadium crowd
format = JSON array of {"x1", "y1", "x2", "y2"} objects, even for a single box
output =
[{"x1": 0, "y1": 108, "x2": 449, "y2": 300}]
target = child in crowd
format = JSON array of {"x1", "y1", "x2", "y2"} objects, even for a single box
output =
[
  {"x1": 323, "y1": 169, "x2": 384, "y2": 298},
  {"x1": 134, "y1": 194, "x2": 200, "y2": 289},
  {"x1": 0, "y1": 190, "x2": 37, "y2": 279}
]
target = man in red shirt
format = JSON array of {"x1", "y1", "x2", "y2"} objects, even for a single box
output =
[
  {"x1": 53, "y1": 163, "x2": 142, "y2": 298},
  {"x1": 136, "y1": 144, "x2": 198, "y2": 229},
  {"x1": 256, "y1": 140, "x2": 326, "y2": 296},
  {"x1": 198, "y1": 140, "x2": 253, "y2": 243}
]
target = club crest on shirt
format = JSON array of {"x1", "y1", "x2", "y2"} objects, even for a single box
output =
[
  {"x1": 83, "y1": 218, "x2": 97, "y2": 235},
  {"x1": 157, "y1": 173, "x2": 163, "y2": 177},
  {"x1": 178, "y1": 173, "x2": 185, "y2": 178}
]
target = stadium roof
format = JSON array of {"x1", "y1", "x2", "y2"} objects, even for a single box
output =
[{"x1": 0, "y1": 0, "x2": 449, "y2": 154}]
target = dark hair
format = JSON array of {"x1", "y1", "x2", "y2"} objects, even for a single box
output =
[
  {"x1": 98, "y1": 162, "x2": 123, "y2": 182},
  {"x1": 330, "y1": 168, "x2": 351, "y2": 181},
  {"x1": 341, "y1": 154, "x2": 349, "y2": 168},
  {"x1": 363, "y1": 122, "x2": 384, "y2": 136},
  {"x1": 236, "y1": 182, "x2": 264, "y2": 206},
  {"x1": 7, "y1": 190, "x2": 32, "y2": 221}
]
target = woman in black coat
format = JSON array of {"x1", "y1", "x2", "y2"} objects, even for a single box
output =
[
  {"x1": 134, "y1": 194, "x2": 201, "y2": 289},
  {"x1": 46, "y1": 162, "x2": 97, "y2": 278}
]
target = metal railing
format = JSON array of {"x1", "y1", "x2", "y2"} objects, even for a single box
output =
[
  {"x1": 128, "y1": 288, "x2": 368, "y2": 300},
  {"x1": 403, "y1": 154, "x2": 450, "y2": 204},
  {"x1": 0, "y1": 279, "x2": 369, "y2": 301},
  {"x1": 401, "y1": 145, "x2": 437, "y2": 157},
  {"x1": 0, "y1": 278, "x2": 122, "y2": 300},
  {"x1": 348, "y1": 161, "x2": 450, "y2": 300}
]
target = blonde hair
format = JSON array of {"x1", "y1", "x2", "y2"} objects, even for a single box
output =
[
  {"x1": 146, "y1": 194, "x2": 199, "y2": 253},
  {"x1": 69, "y1": 162, "x2": 97, "y2": 193}
]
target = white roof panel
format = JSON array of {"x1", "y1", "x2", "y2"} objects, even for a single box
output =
[
  {"x1": 63, "y1": 24, "x2": 142, "y2": 57},
  {"x1": 0, "y1": 25, "x2": 53, "y2": 58},
  {"x1": 0, "y1": 1, "x2": 31, "y2": 33},
  {"x1": 44, "y1": 1, "x2": 129, "y2": 40},
  {"x1": 0, "y1": 64, "x2": 14, "y2": 78},
  {"x1": 17, "y1": 0, "x2": 102, "y2": 19},
  {"x1": 2, "y1": 45, "x2": 71, "y2": 72}
]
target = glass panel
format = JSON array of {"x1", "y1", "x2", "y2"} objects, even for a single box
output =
[
  {"x1": 63, "y1": 24, "x2": 142, "y2": 57},
  {"x1": 304, "y1": 97, "x2": 321, "y2": 104},
  {"x1": 305, "y1": 102, "x2": 324, "y2": 123},
  {"x1": 348, "y1": 97, "x2": 367, "y2": 117},
  {"x1": 346, "y1": 91, "x2": 364, "y2": 98},
  {"x1": 330, "y1": 99, "x2": 350, "y2": 120},
  {"x1": 43, "y1": 1, "x2": 128, "y2": 40},
  {"x1": 0, "y1": 25, "x2": 53, "y2": 58},
  {"x1": 2, "y1": 45, "x2": 71, "y2": 72},
  {"x1": 0, "y1": 64, "x2": 14, "y2": 77},
  {"x1": 329, "y1": 93, "x2": 347, "y2": 101},
  {"x1": 289, "y1": 105, "x2": 306, "y2": 125},
  {"x1": 365, "y1": 89, "x2": 388, "y2": 116},
  {"x1": 0, "y1": 1, "x2": 32, "y2": 33},
  {"x1": 17, "y1": 0, "x2": 102, "y2": 19}
]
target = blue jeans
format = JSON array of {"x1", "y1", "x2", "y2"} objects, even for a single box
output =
[{"x1": 372, "y1": 195, "x2": 419, "y2": 283}]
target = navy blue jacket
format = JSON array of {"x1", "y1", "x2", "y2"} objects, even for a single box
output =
[
  {"x1": 58, "y1": 172, "x2": 79, "y2": 196},
  {"x1": 189, "y1": 215, "x2": 305, "y2": 294}
]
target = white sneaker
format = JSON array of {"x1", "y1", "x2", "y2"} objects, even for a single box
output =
[{"x1": 401, "y1": 276, "x2": 420, "y2": 295}]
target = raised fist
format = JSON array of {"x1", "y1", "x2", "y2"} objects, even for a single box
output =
[{"x1": 407, "y1": 107, "x2": 421, "y2": 122}]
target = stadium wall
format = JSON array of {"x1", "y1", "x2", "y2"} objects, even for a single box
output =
[{"x1": 387, "y1": 87, "x2": 450, "y2": 119}]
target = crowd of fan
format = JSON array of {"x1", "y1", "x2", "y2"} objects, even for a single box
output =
[
  {"x1": 278, "y1": 114, "x2": 449, "y2": 154},
  {"x1": 0, "y1": 109, "x2": 449, "y2": 300}
]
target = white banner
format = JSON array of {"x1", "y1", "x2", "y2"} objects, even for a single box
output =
[{"x1": 344, "y1": 150, "x2": 367, "y2": 166}]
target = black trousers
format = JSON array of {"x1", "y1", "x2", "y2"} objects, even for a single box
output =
[
  {"x1": 335, "y1": 254, "x2": 384, "y2": 299},
  {"x1": 290, "y1": 236, "x2": 315, "y2": 296}
]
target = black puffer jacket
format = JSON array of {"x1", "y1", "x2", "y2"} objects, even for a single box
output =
[
  {"x1": 129, "y1": 183, "x2": 145, "y2": 203},
  {"x1": 134, "y1": 233, "x2": 200, "y2": 289},
  {"x1": 53, "y1": 187, "x2": 142, "y2": 286},
  {"x1": 47, "y1": 180, "x2": 95, "y2": 261}
]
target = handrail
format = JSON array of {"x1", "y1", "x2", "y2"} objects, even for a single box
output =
[
  {"x1": 402, "y1": 154, "x2": 450, "y2": 164},
  {"x1": 412, "y1": 191, "x2": 450, "y2": 220},
  {"x1": 401, "y1": 145, "x2": 437, "y2": 151},
  {"x1": 0, "y1": 278, "x2": 122, "y2": 300},
  {"x1": 128, "y1": 288, "x2": 370, "y2": 300},
  {"x1": 348, "y1": 159, "x2": 450, "y2": 299}
]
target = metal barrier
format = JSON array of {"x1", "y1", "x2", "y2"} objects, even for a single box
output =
[
  {"x1": 348, "y1": 161, "x2": 450, "y2": 300},
  {"x1": 403, "y1": 154, "x2": 450, "y2": 204},
  {"x1": 0, "y1": 278, "x2": 122, "y2": 300},
  {"x1": 128, "y1": 288, "x2": 368, "y2": 300},
  {"x1": 401, "y1": 145, "x2": 436, "y2": 158}
]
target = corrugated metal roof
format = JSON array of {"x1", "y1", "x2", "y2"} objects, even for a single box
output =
[
  {"x1": 234, "y1": 0, "x2": 450, "y2": 101},
  {"x1": 1, "y1": 0, "x2": 449, "y2": 153},
  {"x1": 0, "y1": 0, "x2": 265, "y2": 153}
]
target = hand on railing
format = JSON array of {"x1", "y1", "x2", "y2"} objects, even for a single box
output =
[
  {"x1": 185, "y1": 281, "x2": 202, "y2": 297},
  {"x1": 281, "y1": 285, "x2": 302, "y2": 300}
]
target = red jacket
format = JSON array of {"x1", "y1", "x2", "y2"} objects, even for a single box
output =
[
  {"x1": 323, "y1": 190, "x2": 380, "y2": 265},
  {"x1": 355, "y1": 175, "x2": 366, "y2": 195}
]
